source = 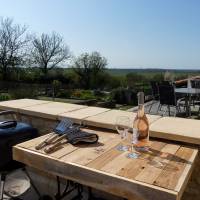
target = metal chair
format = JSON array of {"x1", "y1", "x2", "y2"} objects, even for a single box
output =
[
  {"x1": 191, "y1": 79, "x2": 200, "y2": 114},
  {"x1": 158, "y1": 84, "x2": 184, "y2": 116},
  {"x1": 148, "y1": 81, "x2": 160, "y2": 113}
]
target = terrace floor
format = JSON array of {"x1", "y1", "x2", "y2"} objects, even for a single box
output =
[{"x1": 128, "y1": 100, "x2": 200, "y2": 119}]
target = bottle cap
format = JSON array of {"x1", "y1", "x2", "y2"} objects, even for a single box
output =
[{"x1": 137, "y1": 92, "x2": 144, "y2": 105}]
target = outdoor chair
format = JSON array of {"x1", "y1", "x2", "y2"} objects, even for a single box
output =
[
  {"x1": 158, "y1": 84, "x2": 185, "y2": 116},
  {"x1": 160, "y1": 81, "x2": 173, "y2": 85},
  {"x1": 0, "y1": 110, "x2": 39, "y2": 200},
  {"x1": 191, "y1": 79, "x2": 200, "y2": 114},
  {"x1": 148, "y1": 81, "x2": 160, "y2": 113}
]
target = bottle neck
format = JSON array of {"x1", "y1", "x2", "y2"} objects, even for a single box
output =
[{"x1": 138, "y1": 104, "x2": 145, "y2": 117}]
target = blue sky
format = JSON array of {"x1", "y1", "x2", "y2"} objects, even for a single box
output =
[{"x1": 0, "y1": 0, "x2": 200, "y2": 69}]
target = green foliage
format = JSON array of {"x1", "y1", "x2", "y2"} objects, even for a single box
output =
[
  {"x1": 126, "y1": 73, "x2": 147, "y2": 88},
  {"x1": 71, "y1": 90, "x2": 96, "y2": 100},
  {"x1": 9, "y1": 85, "x2": 38, "y2": 99},
  {"x1": 56, "y1": 89, "x2": 72, "y2": 98},
  {"x1": 0, "y1": 93, "x2": 11, "y2": 101},
  {"x1": 52, "y1": 80, "x2": 62, "y2": 97},
  {"x1": 111, "y1": 87, "x2": 137, "y2": 105},
  {"x1": 72, "y1": 52, "x2": 107, "y2": 89},
  {"x1": 151, "y1": 73, "x2": 164, "y2": 82}
]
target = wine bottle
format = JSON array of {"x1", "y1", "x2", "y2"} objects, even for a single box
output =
[{"x1": 133, "y1": 92, "x2": 149, "y2": 149}]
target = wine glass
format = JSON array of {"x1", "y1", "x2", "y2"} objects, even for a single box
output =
[
  {"x1": 126, "y1": 130, "x2": 165, "y2": 168},
  {"x1": 115, "y1": 116, "x2": 130, "y2": 151},
  {"x1": 126, "y1": 127, "x2": 140, "y2": 159}
]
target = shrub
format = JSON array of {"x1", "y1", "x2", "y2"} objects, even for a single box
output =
[
  {"x1": 9, "y1": 85, "x2": 38, "y2": 99},
  {"x1": 71, "y1": 90, "x2": 96, "y2": 100},
  {"x1": 56, "y1": 89, "x2": 72, "y2": 98},
  {"x1": 52, "y1": 80, "x2": 62, "y2": 97},
  {"x1": 0, "y1": 93, "x2": 11, "y2": 101},
  {"x1": 111, "y1": 87, "x2": 137, "y2": 105}
]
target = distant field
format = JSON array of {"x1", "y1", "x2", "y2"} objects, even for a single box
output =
[
  {"x1": 105, "y1": 68, "x2": 200, "y2": 77},
  {"x1": 63, "y1": 67, "x2": 200, "y2": 79}
]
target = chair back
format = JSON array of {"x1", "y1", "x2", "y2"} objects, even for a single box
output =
[
  {"x1": 150, "y1": 81, "x2": 159, "y2": 100},
  {"x1": 158, "y1": 84, "x2": 176, "y2": 106},
  {"x1": 191, "y1": 79, "x2": 200, "y2": 88},
  {"x1": 161, "y1": 81, "x2": 173, "y2": 86}
]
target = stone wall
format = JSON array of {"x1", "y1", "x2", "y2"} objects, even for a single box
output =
[{"x1": 20, "y1": 114, "x2": 58, "y2": 135}]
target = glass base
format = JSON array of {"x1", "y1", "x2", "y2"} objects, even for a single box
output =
[
  {"x1": 116, "y1": 144, "x2": 128, "y2": 151},
  {"x1": 135, "y1": 146, "x2": 149, "y2": 152},
  {"x1": 127, "y1": 152, "x2": 140, "y2": 159}
]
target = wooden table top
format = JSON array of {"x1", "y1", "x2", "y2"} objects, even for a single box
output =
[{"x1": 13, "y1": 128, "x2": 198, "y2": 200}]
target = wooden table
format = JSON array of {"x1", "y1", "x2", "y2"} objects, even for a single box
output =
[{"x1": 13, "y1": 128, "x2": 198, "y2": 200}]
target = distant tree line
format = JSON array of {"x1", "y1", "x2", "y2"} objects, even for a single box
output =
[{"x1": 1, "y1": 16, "x2": 192, "y2": 95}]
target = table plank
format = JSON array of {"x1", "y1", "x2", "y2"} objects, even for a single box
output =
[
  {"x1": 13, "y1": 146, "x2": 178, "y2": 200},
  {"x1": 61, "y1": 132, "x2": 120, "y2": 165},
  {"x1": 135, "y1": 144, "x2": 180, "y2": 185},
  {"x1": 154, "y1": 147, "x2": 194, "y2": 190},
  {"x1": 150, "y1": 117, "x2": 200, "y2": 145},
  {"x1": 116, "y1": 141, "x2": 166, "y2": 179}
]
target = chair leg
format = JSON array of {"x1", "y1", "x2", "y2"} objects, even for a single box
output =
[
  {"x1": 162, "y1": 106, "x2": 167, "y2": 116},
  {"x1": 174, "y1": 106, "x2": 177, "y2": 117},
  {"x1": 156, "y1": 102, "x2": 160, "y2": 114},
  {"x1": 157, "y1": 104, "x2": 162, "y2": 114},
  {"x1": 0, "y1": 173, "x2": 6, "y2": 200},
  {"x1": 148, "y1": 101, "x2": 153, "y2": 113},
  {"x1": 168, "y1": 105, "x2": 170, "y2": 116},
  {"x1": 198, "y1": 106, "x2": 200, "y2": 116}
]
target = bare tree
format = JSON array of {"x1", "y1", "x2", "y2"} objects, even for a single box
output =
[
  {"x1": 31, "y1": 32, "x2": 70, "y2": 76},
  {"x1": 73, "y1": 52, "x2": 107, "y2": 89},
  {"x1": 0, "y1": 17, "x2": 29, "y2": 80}
]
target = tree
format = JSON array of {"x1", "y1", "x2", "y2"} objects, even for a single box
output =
[
  {"x1": 72, "y1": 52, "x2": 107, "y2": 89},
  {"x1": 31, "y1": 32, "x2": 70, "y2": 76},
  {"x1": 126, "y1": 73, "x2": 146, "y2": 88},
  {"x1": 0, "y1": 17, "x2": 29, "y2": 80}
]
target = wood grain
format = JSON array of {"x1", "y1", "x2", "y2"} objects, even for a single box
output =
[
  {"x1": 154, "y1": 147, "x2": 194, "y2": 190},
  {"x1": 13, "y1": 128, "x2": 198, "y2": 200},
  {"x1": 13, "y1": 146, "x2": 178, "y2": 200}
]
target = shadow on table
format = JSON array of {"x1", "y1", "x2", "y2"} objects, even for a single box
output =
[{"x1": 139, "y1": 147, "x2": 192, "y2": 171}]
